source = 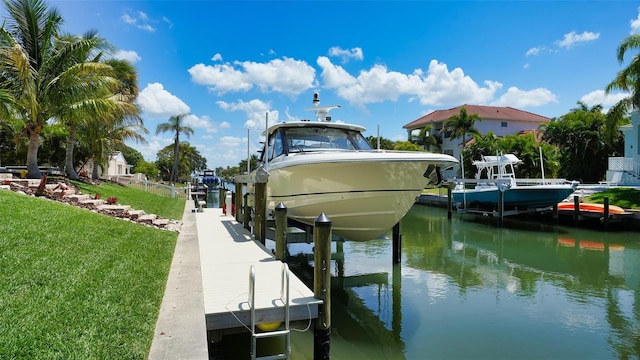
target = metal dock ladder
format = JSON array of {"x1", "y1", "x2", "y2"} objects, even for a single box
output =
[{"x1": 249, "y1": 263, "x2": 291, "y2": 360}]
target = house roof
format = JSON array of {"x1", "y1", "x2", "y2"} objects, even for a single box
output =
[{"x1": 403, "y1": 104, "x2": 551, "y2": 130}]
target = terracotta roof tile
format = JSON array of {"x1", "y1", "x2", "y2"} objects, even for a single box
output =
[{"x1": 403, "y1": 104, "x2": 550, "y2": 129}]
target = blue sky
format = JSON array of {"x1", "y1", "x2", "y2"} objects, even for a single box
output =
[{"x1": 11, "y1": 1, "x2": 640, "y2": 169}]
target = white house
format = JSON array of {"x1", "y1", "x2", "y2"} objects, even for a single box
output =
[
  {"x1": 78, "y1": 151, "x2": 134, "y2": 179},
  {"x1": 605, "y1": 111, "x2": 640, "y2": 185},
  {"x1": 403, "y1": 104, "x2": 550, "y2": 162}
]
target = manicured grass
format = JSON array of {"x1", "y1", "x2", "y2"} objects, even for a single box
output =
[
  {"x1": 585, "y1": 187, "x2": 640, "y2": 209},
  {"x1": 0, "y1": 190, "x2": 178, "y2": 359},
  {"x1": 70, "y1": 180, "x2": 186, "y2": 220}
]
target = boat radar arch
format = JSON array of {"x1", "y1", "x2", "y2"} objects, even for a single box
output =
[{"x1": 304, "y1": 92, "x2": 340, "y2": 122}]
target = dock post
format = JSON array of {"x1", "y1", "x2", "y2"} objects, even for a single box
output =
[
  {"x1": 604, "y1": 196, "x2": 610, "y2": 230},
  {"x1": 573, "y1": 195, "x2": 580, "y2": 226},
  {"x1": 313, "y1": 213, "x2": 332, "y2": 360},
  {"x1": 234, "y1": 181, "x2": 242, "y2": 222},
  {"x1": 218, "y1": 188, "x2": 225, "y2": 208},
  {"x1": 243, "y1": 193, "x2": 251, "y2": 231},
  {"x1": 497, "y1": 187, "x2": 504, "y2": 227},
  {"x1": 275, "y1": 202, "x2": 287, "y2": 261},
  {"x1": 255, "y1": 182, "x2": 266, "y2": 245},
  {"x1": 447, "y1": 188, "x2": 452, "y2": 220},
  {"x1": 392, "y1": 222, "x2": 401, "y2": 264}
]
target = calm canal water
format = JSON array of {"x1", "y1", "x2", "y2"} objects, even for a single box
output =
[{"x1": 208, "y1": 192, "x2": 640, "y2": 359}]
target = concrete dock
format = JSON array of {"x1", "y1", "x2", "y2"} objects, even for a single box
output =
[{"x1": 149, "y1": 201, "x2": 320, "y2": 359}]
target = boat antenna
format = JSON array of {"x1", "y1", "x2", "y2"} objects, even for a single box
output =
[{"x1": 304, "y1": 92, "x2": 340, "y2": 122}]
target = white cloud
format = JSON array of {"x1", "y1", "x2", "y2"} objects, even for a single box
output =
[
  {"x1": 188, "y1": 57, "x2": 316, "y2": 96},
  {"x1": 113, "y1": 49, "x2": 141, "y2": 64},
  {"x1": 121, "y1": 10, "x2": 158, "y2": 32},
  {"x1": 328, "y1": 46, "x2": 364, "y2": 63},
  {"x1": 493, "y1": 87, "x2": 558, "y2": 108},
  {"x1": 526, "y1": 47, "x2": 541, "y2": 56},
  {"x1": 136, "y1": 83, "x2": 190, "y2": 117},
  {"x1": 631, "y1": 7, "x2": 640, "y2": 34},
  {"x1": 212, "y1": 53, "x2": 223, "y2": 62},
  {"x1": 556, "y1": 31, "x2": 599, "y2": 49},
  {"x1": 580, "y1": 89, "x2": 628, "y2": 111},
  {"x1": 318, "y1": 58, "x2": 501, "y2": 107},
  {"x1": 183, "y1": 114, "x2": 222, "y2": 134},
  {"x1": 216, "y1": 99, "x2": 279, "y2": 135}
]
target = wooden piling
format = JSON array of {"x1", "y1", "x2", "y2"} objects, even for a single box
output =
[
  {"x1": 447, "y1": 188, "x2": 452, "y2": 220},
  {"x1": 218, "y1": 188, "x2": 226, "y2": 208},
  {"x1": 254, "y1": 183, "x2": 266, "y2": 245},
  {"x1": 243, "y1": 193, "x2": 251, "y2": 231},
  {"x1": 573, "y1": 195, "x2": 580, "y2": 226},
  {"x1": 234, "y1": 182, "x2": 242, "y2": 222},
  {"x1": 392, "y1": 222, "x2": 401, "y2": 264},
  {"x1": 604, "y1": 196, "x2": 610, "y2": 230},
  {"x1": 313, "y1": 213, "x2": 332, "y2": 360},
  {"x1": 275, "y1": 202, "x2": 287, "y2": 261},
  {"x1": 497, "y1": 187, "x2": 504, "y2": 227}
]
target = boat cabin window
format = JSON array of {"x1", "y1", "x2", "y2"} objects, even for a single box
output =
[
  {"x1": 266, "y1": 130, "x2": 285, "y2": 161},
  {"x1": 283, "y1": 127, "x2": 373, "y2": 152}
]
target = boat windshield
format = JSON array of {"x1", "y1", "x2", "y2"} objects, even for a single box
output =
[{"x1": 284, "y1": 127, "x2": 372, "y2": 152}]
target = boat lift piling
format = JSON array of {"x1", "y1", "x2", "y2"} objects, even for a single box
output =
[
  {"x1": 313, "y1": 213, "x2": 332, "y2": 360},
  {"x1": 275, "y1": 202, "x2": 287, "y2": 261}
]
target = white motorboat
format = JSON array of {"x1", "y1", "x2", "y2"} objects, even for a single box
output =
[
  {"x1": 256, "y1": 94, "x2": 458, "y2": 241},
  {"x1": 452, "y1": 153, "x2": 579, "y2": 211}
]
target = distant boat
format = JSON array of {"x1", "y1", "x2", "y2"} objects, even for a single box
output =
[
  {"x1": 452, "y1": 153, "x2": 579, "y2": 211},
  {"x1": 253, "y1": 93, "x2": 459, "y2": 242},
  {"x1": 201, "y1": 169, "x2": 220, "y2": 188}
]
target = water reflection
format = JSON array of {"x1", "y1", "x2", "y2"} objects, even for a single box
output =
[{"x1": 285, "y1": 204, "x2": 640, "y2": 359}]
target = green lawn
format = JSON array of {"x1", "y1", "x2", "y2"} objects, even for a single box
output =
[
  {"x1": 585, "y1": 187, "x2": 640, "y2": 209},
  {"x1": 0, "y1": 190, "x2": 179, "y2": 359},
  {"x1": 71, "y1": 180, "x2": 186, "y2": 220}
]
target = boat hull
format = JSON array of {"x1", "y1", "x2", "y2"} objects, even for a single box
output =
[
  {"x1": 266, "y1": 152, "x2": 456, "y2": 241},
  {"x1": 452, "y1": 185, "x2": 576, "y2": 210}
]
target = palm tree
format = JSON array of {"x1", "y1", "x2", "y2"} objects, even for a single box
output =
[
  {"x1": 606, "y1": 34, "x2": 640, "y2": 111},
  {"x1": 54, "y1": 33, "x2": 133, "y2": 180},
  {"x1": 156, "y1": 113, "x2": 194, "y2": 183},
  {"x1": 443, "y1": 107, "x2": 482, "y2": 149},
  {"x1": 411, "y1": 125, "x2": 441, "y2": 152},
  {"x1": 74, "y1": 58, "x2": 143, "y2": 180},
  {"x1": 0, "y1": 0, "x2": 120, "y2": 178}
]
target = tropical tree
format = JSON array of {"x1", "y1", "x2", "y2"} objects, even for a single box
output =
[
  {"x1": 540, "y1": 101, "x2": 624, "y2": 182},
  {"x1": 443, "y1": 107, "x2": 482, "y2": 149},
  {"x1": 0, "y1": 0, "x2": 120, "y2": 178},
  {"x1": 365, "y1": 135, "x2": 395, "y2": 150},
  {"x1": 156, "y1": 113, "x2": 194, "y2": 183},
  {"x1": 155, "y1": 142, "x2": 206, "y2": 182},
  {"x1": 78, "y1": 110, "x2": 147, "y2": 179},
  {"x1": 393, "y1": 141, "x2": 422, "y2": 151},
  {"x1": 606, "y1": 33, "x2": 640, "y2": 111},
  {"x1": 238, "y1": 154, "x2": 260, "y2": 174},
  {"x1": 53, "y1": 34, "x2": 132, "y2": 180},
  {"x1": 461, "y1": 131, "x2": 561, "y2": 180},
  {"x1": 410, "y1": 125, "x2": 441, "y2": 152}
]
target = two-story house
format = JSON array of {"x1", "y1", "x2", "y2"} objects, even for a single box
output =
[{"x1": 403, "y1": 104, "x2": 551, "y2": 164}]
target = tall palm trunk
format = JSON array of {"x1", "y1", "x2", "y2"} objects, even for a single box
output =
[
  {"x1": 65, "y1": 125, "x2": 79, "y2": 180},
  {"x1": 26, "y1": 131, "x2": 42, "y2": 179},
  {"x1": 171, "y1": 134, "x2": 179, "y2": 183}
]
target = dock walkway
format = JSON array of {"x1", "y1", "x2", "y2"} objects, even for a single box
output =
[
  {"x1": 149, "y1": 202, "x2": 320, "y2": 359},
  {"x1": 196, "y1": 208, "x2": 321, "y2": 332}
]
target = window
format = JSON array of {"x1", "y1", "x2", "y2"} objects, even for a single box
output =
[{"x1": 501, "y1": 121, "x2": 508, "y2": 127}]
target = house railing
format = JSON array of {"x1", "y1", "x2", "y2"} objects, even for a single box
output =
[
  {"x1": 608, "y1": 157, "x2": 640, "y2": 179},
  {"x1": 114, "y1": 176, "x2": 188, "y2": 200}
]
